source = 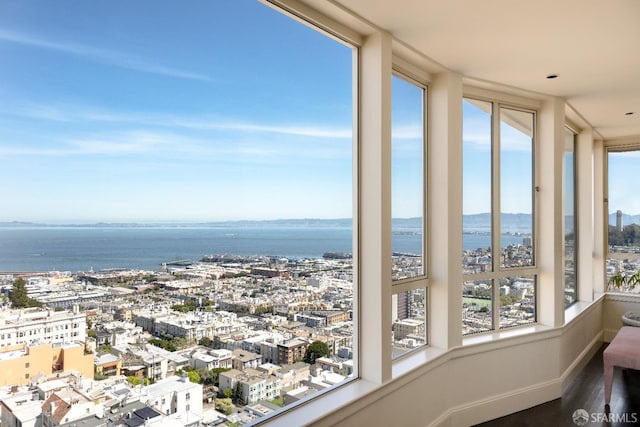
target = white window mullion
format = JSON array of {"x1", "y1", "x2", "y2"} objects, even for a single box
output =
[
  {"x1": 492, "y1": 102, "x2": 501, "y2": 330},
  {"x1": 358, "y1": 30, "x2": 393, "y2": 384}
]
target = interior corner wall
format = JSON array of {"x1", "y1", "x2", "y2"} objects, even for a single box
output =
[{"x1": 603, "y1": 294, "x2": 640, "y2": 341}]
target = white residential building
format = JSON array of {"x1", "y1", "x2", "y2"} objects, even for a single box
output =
[
  {"x1": 190, "y1": 348, "x2": 232, "y2": 371},
  {"x1": 219, "y1": 368, "x2": 281, "y2": 405},
  {"x1": 0, "y1": 389, "x2": 41, "y2": 427},
  {"x1": 0, "y1": 307, "x2": 86, "y2": 349},
  {"x1": 141, "y1": 374, "x2": 203, "y2": 417},
  {"x1": 41, "y1": 388, "x2": 95, "y2": 427}
]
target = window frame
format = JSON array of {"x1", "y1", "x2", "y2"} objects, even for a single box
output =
[
  {"x1": 564, "y1": 126, "x2": 578, "y2": 307},
  {"x1": 390, "y1": 69, "x2": 429, "y2": 360},
  {"x1": 462, "y1": 92, "x2": 539, "y2": 335},
  {"x1": 603, "y1": 142, "x2": 640, "y2": 291}
]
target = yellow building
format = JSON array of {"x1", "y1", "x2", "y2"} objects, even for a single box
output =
[
  {"x1": 94, "y1": 353, "x2": 122, "y2": 378},
  {"x1": 0, "y1": 342, "x2": 93, "y2": 387}
]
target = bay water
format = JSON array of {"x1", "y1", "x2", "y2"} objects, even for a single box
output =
[{"x1": 0, "y1": 224, "x2": 527, "y2": 272}]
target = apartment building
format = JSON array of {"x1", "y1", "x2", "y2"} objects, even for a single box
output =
[
  {"x1": 0, "y1": 307, "x2": 86, "y2": 349},
  {"x1": 219, "y1": 368, "x2": 282, "y2": 405},
  {"x1": 276, "y1": 362, "x2": 311, "y2": 394},
  {"x1": 133, "y1": 308, "x2": 242, "y2": 341},
  {"x1": 111, "y1": 343, "x2": 184, "y2": 382},
  {"x1": 189, "y1": 348, "x2": 232, "y2": 371},
  {"x1": 94, "y1": 353, "x2": 122, "y2": 378},
  {"x1": 276, "y1": 338, "x2": 309, "y2": 366},
  {"x1": 231, "y1": 349, "x2": 262, "y2": 371},
  {"x1": 0, "y1": 389, "x2": 42, "y2": 427},
  {"x1": 0, "y1": 342, "x2": 93, "y2": 387},
  {"x1": 141, "y1": 374, "x2": 203, "y2": 417},
  {"x1": 41, "y1": 389, "x2": 94, "y2": 427}
]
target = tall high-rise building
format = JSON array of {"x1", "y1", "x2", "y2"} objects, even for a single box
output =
[
  {"x1": 617, "y1": 210, "x2": 623, "y2": 232},
  {"x1": 393, "y1": 292, "x2": 410, "y2": 321}
]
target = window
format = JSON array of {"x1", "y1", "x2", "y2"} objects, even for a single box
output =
[
  {"x1": 391, "y1": 74, "x2": 427, "y2": 358},
  {"x1": 564, "y1": 128, "x2": 577, "y2": 306},
  {"x1": 0, "y1": 1, "x2": 354, "y2": 423},
  {"x1": 606, "y1": 148, "x2": 640, "y2": 292},
  {"x1": 392, "y1": 74, "x2": 425, "y2": 281},
  {"x1": 462, "y1": 98, "x2": 536, "y2": 335}
]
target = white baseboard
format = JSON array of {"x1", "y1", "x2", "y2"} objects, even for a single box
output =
[
  {"x1": 427, "y1": 379, "x2": 561, "y2": 427},
  {"x1": 561, "y1": 330, "x2": 604, "y2": 390}
]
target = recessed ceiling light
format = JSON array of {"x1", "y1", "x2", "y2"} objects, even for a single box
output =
[
  {"x1": 546, "y1": 74, "x2": 559, "y2": 79},
  {"x1": 625, "y1": 112, "x2": 635, "y2": 116}
]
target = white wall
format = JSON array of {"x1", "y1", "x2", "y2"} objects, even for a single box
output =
[{"x1": 603, "y1": 294, "x2": 640, "y2": 341}]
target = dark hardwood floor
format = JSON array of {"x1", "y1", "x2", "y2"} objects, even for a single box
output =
[{"x1": 476, "y1": 344, "x2": 640, "y2": 426}]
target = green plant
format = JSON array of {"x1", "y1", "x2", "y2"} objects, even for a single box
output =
[{"x1": 608, "y1": 271, "x2": 640, "y2": 291}]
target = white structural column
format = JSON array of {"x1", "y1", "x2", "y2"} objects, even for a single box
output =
[
  {"x1": 538, "y1": 96, "x2": 566, "y2": 326},
  {"x1": 576, "y1": 128, "x2": 596, "y2": 301},
  {"x1": 429, "y1": 72, "x2": 463, "y2": 349},
  {"x1": 358, "y1": 30, "x2": 393, "y2": 384}
]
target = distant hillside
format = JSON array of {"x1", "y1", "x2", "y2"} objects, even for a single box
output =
[
  {"x1": 1, "y1": 215, "x2": 535, "y2": 232},
  {"x1": 463, "y1": 213, "x2": 532, "y2": 233},
  {"x1": 608, "y1": 213, "x2": 640, "y2": 226},
  {"x1": 392, "y1": 213, "x2": 532, "y2": 233}
]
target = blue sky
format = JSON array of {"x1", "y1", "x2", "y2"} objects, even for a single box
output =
[
  {"x1": 608, "y1": 151, "x2": 640, "y2": 217},
  {"x1": 392, "y1": 75, "x2": 423, "y2": 220},
  {"x1": 0, "y1": 0, "x2": 355, "y2": 223},
  {"x1": 2, "y1": 1, "x2": 629, "y2": 224},
  {"x1": 462, "y1": 100, "x2": 534, "y2": 216}
]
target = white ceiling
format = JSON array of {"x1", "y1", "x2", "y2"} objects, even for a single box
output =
[{"x1": 317, "y1": 0, "x2": 640, "y2": 140}]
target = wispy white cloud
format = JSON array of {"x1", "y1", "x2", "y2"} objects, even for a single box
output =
[
  {"x1": 500, "y1": 125, "x2": 533, "y2": 152},
  {"x1": 463, "y1": 131, "x2": 491, "y2": 148},
  {"x1": 224, "y1": 123, "x2": 351, "y2": 139},
  {"x1": 392, "y1": 124, "x2": 422, "y2": 140},
  {"x1": 66, "y1": 131, "x2": 174, "y2": 155},
  {"x1": 0, "y1": 129, "x2": 294, "y2": 160},
  {"x1": 1, "y1": 101, "x2": 352, "y2": 139},
  {"x1": 0, "y1": 29, "x2": 211, "y2": 82},
  {"x1": 0, "y1": 128, "x2": 352, "y2": 169},
  {"x1": 0, "y1": 131, "x2": 174, "y2": 157}
]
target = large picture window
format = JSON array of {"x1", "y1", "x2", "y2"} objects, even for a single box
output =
[
  {"x1": 462, "y1": 97, "x2": 536, "y2": 335},
  {"x1": 0, "y1": 1, "x2": 355, "y2": 424}
]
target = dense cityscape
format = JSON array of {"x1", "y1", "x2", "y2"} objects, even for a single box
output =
[
  {"x1": 0, "y1": 252, "x2": 358, "y2": 426},
  {"x1": 1, "y1": 219, "x2": 638, "y2": 426}
]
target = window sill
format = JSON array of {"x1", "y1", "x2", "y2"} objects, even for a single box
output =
[
  {"x1": 462, "y1": 324, "x2": 554, "y2": 348},
  {"x1": 392, "y1": 345, "x2": 448, "y2": 379},
  {"x1": 257, "y1": 345, "x2": 449, "y2": 427},
  {"x1": 564, "y1": 296, "x2": 604, "y2": 324},
  {"x1": 252, "y1": 377, "x2": 378, "y2": 427}
]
